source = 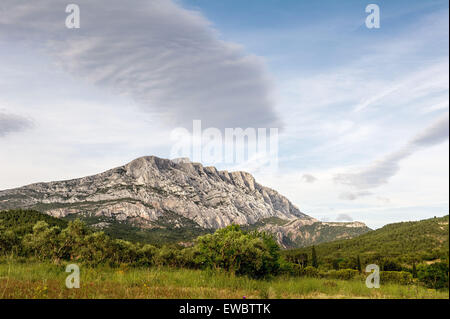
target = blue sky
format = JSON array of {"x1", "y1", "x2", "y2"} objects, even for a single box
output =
[{"x1": 0, "y1": 0, "x2": 448, "y2": 228}]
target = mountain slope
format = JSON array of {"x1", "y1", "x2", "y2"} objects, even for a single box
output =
[
  {"x1": 0, "y1": 156, "x2": 370, "y2": 247},
  {"x1": 287, "y1": 215, "x2": 449, "y2": 265},
  {"x1": 0, "y1": 209, "x2": 68, "y2": 236}
]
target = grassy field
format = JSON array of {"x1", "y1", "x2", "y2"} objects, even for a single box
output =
[{"x1": 0, "y1": 260, "x2": 448, "y2": 299}]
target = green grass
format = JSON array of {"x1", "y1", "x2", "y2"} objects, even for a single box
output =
[{"x1": 0, "y1": 260, "x2": 447, "y2": 299}]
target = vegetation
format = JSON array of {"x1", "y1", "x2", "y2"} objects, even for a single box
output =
[
  {"x1": 417, "y1": 262, "x2": 449, "y2": 289},
  {"x1": 63, "y1": 211, "x2": 212, "y2": 246},
  {"x1": 0, "y1": 209, "x2": 68, "y2": 235},
  {"x1": 0, "y1": 210, "x2": 281, "y2": 279},
  {"x1": 285, "y1": 215, "x2": 449, "y2": 268},
  {"x1": 1, "y1": 261, "x2": 447, "y2": 299},
  {"x1": 195, "y1": 225, "x2": 281, "y2": 278},
  {"x1": 0, "y1": 209, "x2": 448, "y2": 299}
]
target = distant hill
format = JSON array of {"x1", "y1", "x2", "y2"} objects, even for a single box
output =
[
  {"x1": 286, "y1": 215, "x2": 449, "y2": 268},
  {"x1": 244, "y1": 217, "x2": 371, "y2": 249}
]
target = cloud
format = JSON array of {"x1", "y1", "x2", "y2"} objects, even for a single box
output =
[
  {"x1": 0, "y1": 0, "x2": 281, "y2": 130},
  {"x1": 410, "y1": 114, "x2": 449, "y2": 147},
  {"x1": 301, "y1": 174, "x2": 317, "y2": 183},
  {"x1": 0, "y1": 111, "x2": 32, "y2": 137},
  {"x1": 335, "y1": 113, "x2": 449, "y2": 189},
  {"x1": 338, "y1": 191, "x2": 372, "y2": 201},
  {"x1": 353, "y1": 61, "x2": 449, "y2": 113},
  {"x1": 336, "y1": 213, "x2": 353, "y2": 222}
]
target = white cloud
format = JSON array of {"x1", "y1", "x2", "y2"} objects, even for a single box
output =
[
  {"x1": 339, "y1": 191, "x2": 372, "y2": 201},
  {"x1": 334, "y1": 113, "x2": 449, "y2": 190},
  {"x1": 0, "y1": 110, "x2": 32, "y2": 137},
  {"x1": 336, "y1": 213, "x2": 353, "y2": 222},
  {"x1": 0, "y1": 0, "x2": 280, "y2": 129},
  {"x1": 301, "y1": 174, "x2": 317, "y2": 183}
]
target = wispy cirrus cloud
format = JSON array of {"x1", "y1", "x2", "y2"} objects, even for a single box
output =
[
  {"x1": 0, "y1": 0, "x2": 281, "y2": 130},
  {"x1": 334, "y1": 113, "x2": 449, "y2": 190}
]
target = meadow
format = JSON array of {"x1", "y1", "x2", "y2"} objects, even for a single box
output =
[{"x1": 0, "y1": 260, "x2": 448, "y2": 299}]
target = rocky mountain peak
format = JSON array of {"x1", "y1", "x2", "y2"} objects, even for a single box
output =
[{"x1": 0, "y1": 155, "x2": 370, "y2": 247}]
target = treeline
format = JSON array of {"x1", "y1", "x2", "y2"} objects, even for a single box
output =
[
  {"x1": 1, "y1": 210, "x2": 448, "y2": 288},
  {"x1": 283, "y1": 246, "x2": 449, "y2": 289}
]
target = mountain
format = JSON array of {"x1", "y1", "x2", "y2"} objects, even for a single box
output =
[
  {"x1": 287, "y1": 215, "x2": 449, "y2": 266},
  {"x1": 0, "y1": 156, "x2": 370, "y2": 247}
]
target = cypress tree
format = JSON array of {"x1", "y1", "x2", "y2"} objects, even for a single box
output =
[
  {"x1": 356, "y1": 255, "x2": 362, "y2": 273},
  {"x1": 312, "y1": 246, "x2": 318, "y2": 268}
]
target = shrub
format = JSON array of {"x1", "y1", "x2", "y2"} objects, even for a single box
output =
[
  {"x1": 195, "y1": 225, "x2": 281, "y2": 278},
  {"x1": 380, "y1": 271, "x2": 413, "y2": 285},
  {"x1": 381, "y1": 258, "x2": 403, "y2": 271},
  {"x1": 417, "y1": 262, "x2": 449, "y2": 289},
  {"x1": 300, "y1": 266, "x2": 320, "y2": 278},
  {"x1": 326, "y1": 269, "x2": 360, "y2": 280},
  {"x1": 135, "y1": 244, "x2": 157, "y2": 267}
]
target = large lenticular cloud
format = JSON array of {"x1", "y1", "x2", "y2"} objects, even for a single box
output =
[{"x1": 0, "y1": 0, "x2": 281, "y2": 129}]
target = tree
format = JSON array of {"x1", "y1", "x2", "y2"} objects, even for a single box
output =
[
  {"x1": 195, "y1": 225, "x2": 281, "y2": 278},
  {"x1": 284, "y1": 251, "x2": 308, "y2": 268},
  {"x1": 382, "y1": 258, "x2": 402, "y2": 271},
  {"x1": 417, "y1": 262, "x2": 449, "y2": 289},
  {"x1": 332, "y1": 258, "x2": 341, "y2": 270},
  {"x1": 311, "y1": 246, "x2": 318, "y2": 268},
  {"x1": 356, "y1": 255, "x2": 362, "y2": 273},
  {"x1": 22, "y1": 221, "x2": 62, "y2": 261},
  {"x1": 412, "y1": 261, "x2": 417, "y2": 278}
]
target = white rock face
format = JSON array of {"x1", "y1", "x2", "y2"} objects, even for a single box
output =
[
  {"x1": 0, "y1": 156, "x2": 371, "y2": 246},
  {"x1": 0, "y1": 156, "x2": 313, "y2": 229}
]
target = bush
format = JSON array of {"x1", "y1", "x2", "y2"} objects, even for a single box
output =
[
  {"x1": 380, "y1": 271, "x2": 413, "y2": 285},
  {"x1": 195, "y1": 225, "x2": 281, "y2": 278},
  {"x1": 326, "y1": 269, "x2": 360, "y2": 280},
  {"x1": 417, "y1": 262, "x2": 449, "y2": 289},
  {"x1": 299, "y1": 266, "x2": 320, "y2": 278},
  {"x1": 381, "y1": 258, "x2": 403, "y2": 271},
  {"x1": 135, "y1": 244, "x2": 157, "y2": 267}
]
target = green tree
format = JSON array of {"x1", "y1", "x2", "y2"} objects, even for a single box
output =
[
  {"x1": 417, "y1": 262, "x2": 449, "y2": 289},
  {"x1": 356, "y1": 255, "x2": 362, "y2": 273},
  {"x1": 412, "y1": 261, "x2": 417, "y2": 278},
  {"x1": 311, "y1": 246, "x2": 318, "y2": 268},
  {"x1": 22, "y1": 221, "x2": 62, "y2": 261},
  {"x1": 195, "y1": 225, "x2": 281, "y2": 278}
]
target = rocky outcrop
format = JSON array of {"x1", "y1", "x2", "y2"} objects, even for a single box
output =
[{"x1": 0, "y1": 155, "x2": 370, "y2": 247}]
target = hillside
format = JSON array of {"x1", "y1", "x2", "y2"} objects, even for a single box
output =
[
  {"x1": 286, "y1": 215, "x2": 449, "y2": 268},
  {"x1": 0, "y1": 156, "x2": 369, "y2": 247},
  {"x1": 244, "y1": 217, "x2": 371, "y2": 249},
  {"x1": 0, "y1": 209, "x2": 68, "y2": 236}
]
